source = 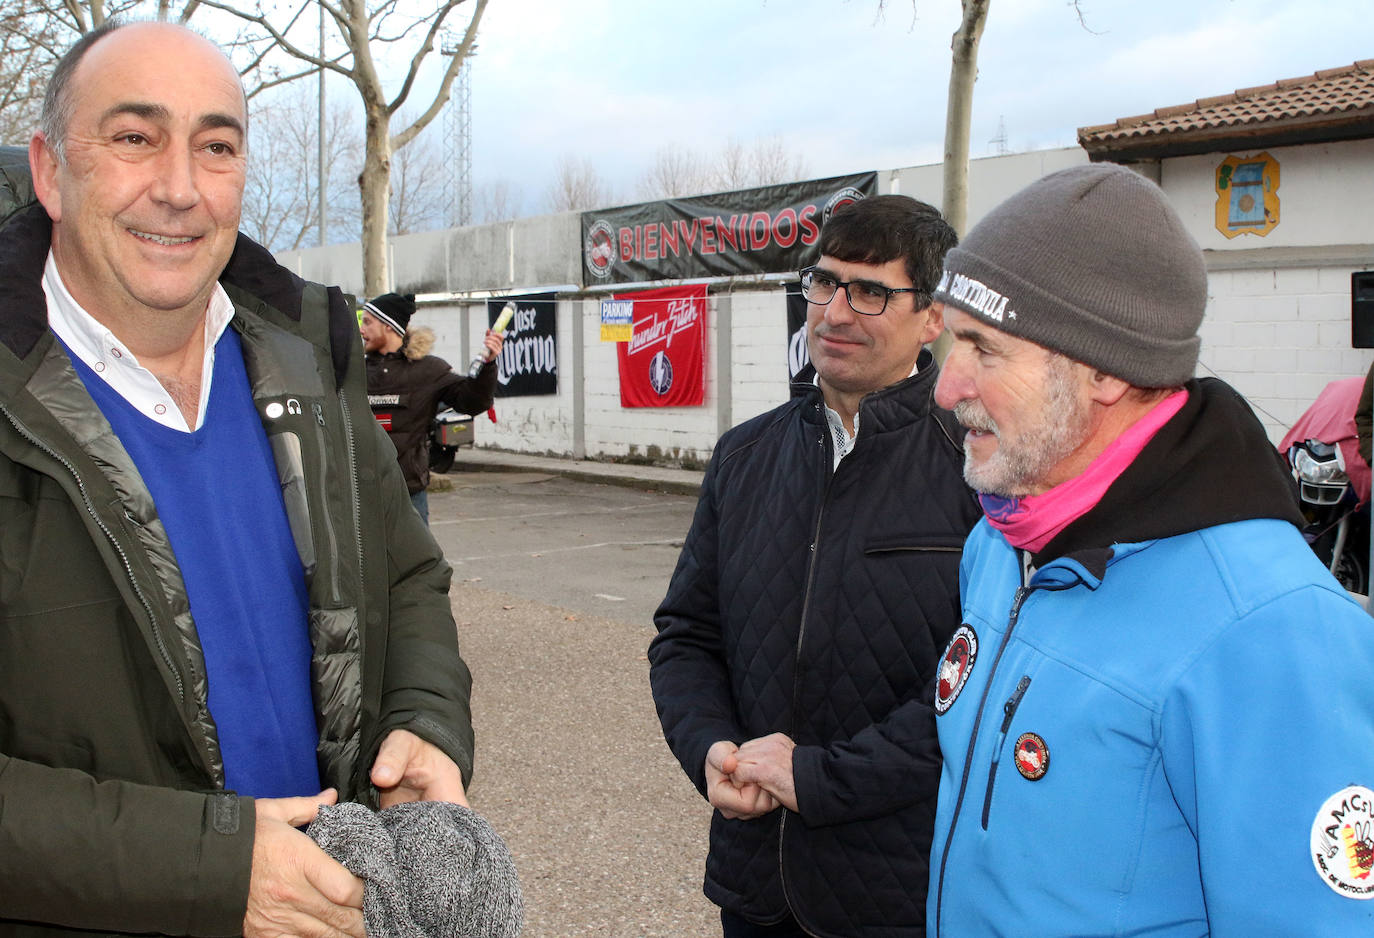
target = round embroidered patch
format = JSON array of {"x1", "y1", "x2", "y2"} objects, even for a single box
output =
[
  {"x1": 934, "y1": 625, "x2": 978, "y2": 715},
  {"x1": 1310, "y1": 785, "x2": 1374, "y2": 899},
  {"x1": 1014, "y1": 732, "x2": 1050, "y2": 781}
]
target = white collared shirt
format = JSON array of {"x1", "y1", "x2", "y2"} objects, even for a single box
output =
[
  {"x1": 43, "y1": 251, "x2": 235, "y2": 432},
  {"x1": 818, "y1": 358, "x2": 921, "y2": 471}
]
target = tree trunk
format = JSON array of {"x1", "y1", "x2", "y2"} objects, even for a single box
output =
[
  {"x1": 359, "y1": 104, "x2": 392, "y2": 298},
  {"x1": 941, "y1": 0, "x2": 990, "y2": 237},
  {"x1": 934, "y1": 0, "x2": 990, "y2": 363}
]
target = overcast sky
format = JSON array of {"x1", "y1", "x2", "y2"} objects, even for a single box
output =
[{"x1": 412, "y1": 0, "x2": 1371, "y2": 215}]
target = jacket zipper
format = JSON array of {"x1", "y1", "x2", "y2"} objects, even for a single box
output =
[
  {"x1": 311, "y1": 401, "x2": 344, "y2": 603},
  {"x1": 337, "y1": 392, "x2": 365, "y2": 591},
  {"x1": 934, "y1": 585, "x2": 1034, "y2": 936},
  {"x1": 980, "y1": 674, "x2": 1031, "y2": 830},
  {"x1": 777, "y1": 404, "x2": 834, "y2": 925},
  {"x1": 0, "y1": 404, "x2": 185, "y2": 705}
]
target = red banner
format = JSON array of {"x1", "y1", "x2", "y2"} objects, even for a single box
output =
[{"x1": 615, "y1": 283, "x2": 707, "y2": 408}]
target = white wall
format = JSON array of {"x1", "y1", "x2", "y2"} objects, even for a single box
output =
[
  {"x1": 728, "y1": 288, "x2": 794, "y2": 427},
  {"x1": 1159, "y1": 138, "x2": 1374, "y2": 442},
  {"x1": 1165, "y1": 139, "x2": 1374, "y2": 251},
  {"x1": 891, "y1": 147, "x2": 1088, "y2": 226}
]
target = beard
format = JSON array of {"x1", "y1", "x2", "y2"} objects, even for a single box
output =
[{"x1": 954, "y1": 355, "x2": 1093, "y2": 497}]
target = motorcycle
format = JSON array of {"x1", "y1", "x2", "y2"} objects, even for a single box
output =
[
  {"x1": 1279, "y1": 376, "x2": 1371, "y2": 596},
  {"x1": 428, "y1": 407, "x2": 474, "y2": 474}
]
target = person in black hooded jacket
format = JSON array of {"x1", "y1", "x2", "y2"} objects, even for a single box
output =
[
  {"x1": 361, "y1": 291, "x2": 502, "y2": 524},
  {"x1": 648, "y1": 195, "x2": 982, "y2": 938}
]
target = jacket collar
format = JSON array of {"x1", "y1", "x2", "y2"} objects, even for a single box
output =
[
  {"x1": 1032, "y1": 378, "x2": 1304, "y2": 567},
  {"x1": 792, "y1": 347, "x2": 943, "y2": 434},
  {"x1": 0, "y1": 202, "x2": 354, "y2": 390}
]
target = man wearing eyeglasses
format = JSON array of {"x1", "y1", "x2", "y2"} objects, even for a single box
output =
[{"x1": 649, "y1": 195, "x2": 981, "y2": 938}]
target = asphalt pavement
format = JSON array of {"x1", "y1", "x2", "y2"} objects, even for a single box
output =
[{"x1": 427, "y1": 451, "x2": 717, "y2": 938}]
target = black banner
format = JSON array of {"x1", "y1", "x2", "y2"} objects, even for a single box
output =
[
  {"x1": 487, "y1": 292, "x2": 557, "y2": 397},
  {"x1": 580, "y1": 172, "x2": 877, "y2": 286},
  {"x1": 785, "y1": 281, "x2": 810, "y2": 382}
]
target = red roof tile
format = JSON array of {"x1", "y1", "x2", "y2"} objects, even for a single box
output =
[{"x1": 1078, "y1": 60, "x2": 1374, "y2": 156}]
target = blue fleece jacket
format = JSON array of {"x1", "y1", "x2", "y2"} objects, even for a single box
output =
[{"x1": 929, "y1": 381, "x2": 1374, "y2": 935}]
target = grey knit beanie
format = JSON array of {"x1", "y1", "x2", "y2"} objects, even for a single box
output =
[
  {"x1": 308, "y1": 801, "x2": 522, "y2": 938},
  {"x1": 934, "y1": 163, "x2": 1207, "y2": 387}
]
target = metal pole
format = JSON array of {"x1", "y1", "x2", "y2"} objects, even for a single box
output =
[{"x1": 317, "y1": 0, "x2": 327, "y2": 247}]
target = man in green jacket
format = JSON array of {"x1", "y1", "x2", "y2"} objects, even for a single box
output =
[{"x1": 0, "y1": 20, "x2": 474, "y2": 937}]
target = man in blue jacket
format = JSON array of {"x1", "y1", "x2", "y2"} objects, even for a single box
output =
[
  {"x1": 649, "y1": 195, "x2": 981, "y2": 938},
  {"x1": 928, "y1": 163, "x2": 1374, "y2": 934}
]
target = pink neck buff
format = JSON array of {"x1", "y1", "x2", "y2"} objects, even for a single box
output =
[{"x1": 980, "y1": 389, "x2": 1188, "y2": 553}]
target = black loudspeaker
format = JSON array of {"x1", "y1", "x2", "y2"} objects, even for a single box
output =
[{"x1": 1354, "y1": 271, "x2": 1374, "y2": 349}]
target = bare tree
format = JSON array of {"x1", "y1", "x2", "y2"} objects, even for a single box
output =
[
  {"x1": 940, "y1": 0, "x2": 990, "y2": 237},
  {"x1": 0, "y1": 10, "x2": 50, "y2": 144},
  {"x1": 473, "y1": 179, "x2": 524, "y2": 224},
  {"x1": 0, "y1": 0, "x2": 159, "y2": 143},
  {"x1": 240, "y1": 85, "x2": 361, "y2": 252},
  {"x1": 546, "y1": 155, "x2": 611, "y2": 213},
  {"x1": 198, "y1": 0, "x2": 490, "y2": 297},
  {"x1": 743, "y1": 137, "x2": 808, "y2": 188},
  {"x1": 637, "y1": 146, "x2": 714, "y2": 200},
  {"x1": 388, "y1": 123, "x2": 445, "y2": 235},
  {"x1": 637, "y1": 138, "x2": 810, "y2": 201},
  {"x1": 879, "y1": 0, "x2": 1091, "y2": 233},
  {"x1": 716, "y1": 140, "x2": 751, "y2": 192}
]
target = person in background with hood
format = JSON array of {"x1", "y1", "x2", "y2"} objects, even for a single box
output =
[{"x1": 360, "y1": 291, "x2": 503, "y2": 524}]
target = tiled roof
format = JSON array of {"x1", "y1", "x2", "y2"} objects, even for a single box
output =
[{"x1": 1078, "y1": 60, "x2": 1374, "y2": 159}]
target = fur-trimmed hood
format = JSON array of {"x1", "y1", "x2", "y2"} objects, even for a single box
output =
[{"x1": 403, "y1": 326, "x2": 435, "y2": 361}]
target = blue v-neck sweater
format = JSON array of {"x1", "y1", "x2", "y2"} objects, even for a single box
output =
[{"x1": 69, "y1": 327, "x2": 320, "y2": 797}]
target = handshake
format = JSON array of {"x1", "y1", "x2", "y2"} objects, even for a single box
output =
[{"x1": 705, "y1": 734, "x2": 798, "y2": 820}]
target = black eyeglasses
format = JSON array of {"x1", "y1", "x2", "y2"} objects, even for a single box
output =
[{"x1": 798, "y1": 266, "x2": 928, "y2": 316}]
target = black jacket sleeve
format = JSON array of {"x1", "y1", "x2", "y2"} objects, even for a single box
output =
[
  {"x1": 436, "y1": 358, "x2": 497, "y2": 417},
  {"x1": 647, "y1": 449, "x2": 745, "y2": 797}
]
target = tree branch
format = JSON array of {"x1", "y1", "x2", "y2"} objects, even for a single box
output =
[{"x1": 391, "y1": 0, "x2": 486, "y2": 149}]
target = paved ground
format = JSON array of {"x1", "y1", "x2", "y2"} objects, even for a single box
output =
[{"x1": 425, "y1": 463, "x2": 718, "y2": 937}]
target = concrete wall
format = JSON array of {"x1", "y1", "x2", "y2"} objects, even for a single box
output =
[
  {"x1": 889, "y1": 146, "x2": 1088, "y2": 221},
  {"x1": 277, "y1": 212, "x2": 585, "y2": 299},
  {"x1": 281, "y1": 141, "x2": 1374, "y2": 461}
]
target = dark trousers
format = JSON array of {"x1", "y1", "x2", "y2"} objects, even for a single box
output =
[{"x1": 721, "y1": 908, "x2": 810, "y2": 938}]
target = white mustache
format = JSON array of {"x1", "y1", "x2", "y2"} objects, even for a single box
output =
[{"x1": 953, "y1": 400, "x2": 998, "y2": 436}]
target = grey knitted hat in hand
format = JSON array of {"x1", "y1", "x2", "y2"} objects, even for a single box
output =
[
  {"x1": 308, "y1": 800, "x2": 522, "y2": 938},
  {"x1": 933, "y1": 163, "x2": 1208, "y2": 388}
]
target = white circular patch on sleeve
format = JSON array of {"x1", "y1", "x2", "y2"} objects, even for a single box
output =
[
  {"x1": 934, "y1": 625, "x2": 978, "y2": 716},
  {"x1": 1310, "y1": 785, "x2": 1374, "y2": 899}
]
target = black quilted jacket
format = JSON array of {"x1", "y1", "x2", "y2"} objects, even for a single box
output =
[{"x1": 649, "y1": 351, "x2": 982, "y2": 938}]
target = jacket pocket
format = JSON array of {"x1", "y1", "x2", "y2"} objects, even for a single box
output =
[
  {"x1": 982, "y1": 674, "x2": 1032, "y2": 830},
  {"x1": 865, "y1": 534, "x2": 967, "y2": 554}
]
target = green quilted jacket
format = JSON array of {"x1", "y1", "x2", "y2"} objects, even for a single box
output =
[{"x1": 0, "y1": 146, "x2": 474, "y2": 937}]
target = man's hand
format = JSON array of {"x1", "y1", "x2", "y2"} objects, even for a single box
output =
[
  {"x1": 730, "y1": 733, "x2": 799, "y2": 813},
  {"x1": 705, "y1": 740, "x2": 778, "y2": 820},
  {"x1": 370, "y1": 728, "x2": 469, "y2": 808},
  {"x1": 244, "y1": 789, "x2": 365, "y2": 938},
  {"x1": 482, "y1": 329, "x2": 504, "y2": 363}
]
